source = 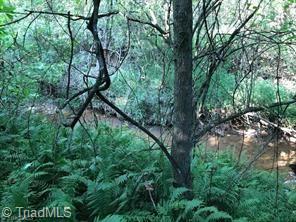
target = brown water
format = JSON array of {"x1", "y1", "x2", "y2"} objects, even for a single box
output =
[
  {"x1": 203, "y1": 133, "x2": 295, "y2": 172},
  {"x1": 80, "y1": 109, "x2": 296, "y2": 172},
  {"x1": 31, "y1": 104, "x2": 295, "y2": 172}
]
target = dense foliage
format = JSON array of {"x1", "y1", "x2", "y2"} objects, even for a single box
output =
[
  {"x1": 0, "y1": 0, "x2": 296, "y2": 221},
  {"x1": 1, "y1": 0, "x2": 295, "y2": 125},
  {"x1": 0, "y1": 111, "x2": 295, "y2": 221}
]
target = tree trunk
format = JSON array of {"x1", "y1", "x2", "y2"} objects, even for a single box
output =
[{"x1": 172, "y1": 0, "x2": 193, "y2": 188}]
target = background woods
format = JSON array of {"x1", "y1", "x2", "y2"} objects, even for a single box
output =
[{"x1": 0, "y1": 0, "x2": 296, "y2": 221}]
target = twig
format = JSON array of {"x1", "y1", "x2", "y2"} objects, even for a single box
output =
[
  {"x1": 66, "y1": 11, "x2": 74, "y2": 99},
  {"x1": 195, "y1": 99, "x2": 296, "y2": 140},
  {"x1": 127, "y1": 16, "x2": 168, "y2": 35},
  {"x1": 0, "y1": 12, "x2": 32, "y2": 27},
  {"x1": 96, "y1": 91, "x2": 182, "y2": 180},
  {"x1": 25, "y1": 10, "x2": 118, "y2": 20},
  {"x1": 127, "y1": 16, "x2": 171, "y2": 45},
  {"x1": 60, "y1": 87, "x2": 93, "y2": 109}
]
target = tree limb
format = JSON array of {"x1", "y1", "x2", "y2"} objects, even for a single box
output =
[
  {"x1": 127, "y1": 16, "x2": 168, "y2": 35},
  {"x1": 63, "y1": 0, "x2": 111, "y2": 128},
  {"x1": 127, "y1": 16, "x2": 171, "y2": 45},
  {"x1": 95, "y1": 91, "x2": 182, "y2": 177},
  {"x1": 0, "y1": 12, "x2": 32, "y2": 27},
  {"x1": 195, "y1": 99, "x2": 296, "y2": 140},
  {"x1": 25, "y1": 10, "x2": 118, "y2": 20}
]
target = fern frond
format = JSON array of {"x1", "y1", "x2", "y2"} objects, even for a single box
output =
[
  {"x1": 205, "y1": 211, "x2": 232, "y2": 221},
  {"x1": 95, "y1": 214, "x2": 127, "y2": 222},
  {"x1": 170, "y1": 187, "x2": 189, "y2": 202}
]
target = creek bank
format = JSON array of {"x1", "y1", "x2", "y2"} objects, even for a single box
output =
[{"x1": 27, "y1": 101, "x2": 296, "y2": 173}]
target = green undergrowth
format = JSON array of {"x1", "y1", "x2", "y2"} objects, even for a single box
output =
[{"x1": 0, "y1": 109, "x2": 295, "y2": 222}]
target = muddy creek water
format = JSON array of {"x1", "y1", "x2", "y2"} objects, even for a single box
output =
[
  {"x1": 79, "y1": 109, "x2": 295, "y2": 173},
  {"x1": 35, "y1": 102, "x2": 295, "y2": 173}
]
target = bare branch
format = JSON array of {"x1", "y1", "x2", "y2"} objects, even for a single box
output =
[
  {"x1": 218, "y1": 2, "x2": 261, "y2": 57},
  {"x1": 95, "y1": 91, "x2": 182, "y2": 177},
  {"x1": 60, "y1": 87, "x2": 93, "y2": 110},
  {"x1": 25, "y1": 10, "x2": 118, "y2": 20},
  {"x1": 0, "y1": 9, "x2": 119, "y2": 23},
  {"x1": 127, "y1": 16, "x2": 167, "y2": 35},
  {"x1": 66, "y1": 11, "x2": 74, "y2": 99},
  {"x1": 97, "y1": 11, "x2": 119, "y2": 19},
  {"x1": 25, "y1": 10, "x2": 89, "y2": 20},
  {"x1": 127, "y1": 16, "x2": 171, "y2": 45},
  {"x1": 195, "y1": 99, "x2": 296, "y2": 140},
  {"x1": 0, "y1": 12, "x2": 32, "y2": 27},
  {"x1": 64, "y1": 0, "x2": 111, "y2": 128}
]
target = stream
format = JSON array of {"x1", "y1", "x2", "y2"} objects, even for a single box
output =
[
  {"x1": 81, "y1": 109, "x2": 296, "y2": 173},
  {"x1": 33, "y1": 103, "x2": 296, "y2": 173}
]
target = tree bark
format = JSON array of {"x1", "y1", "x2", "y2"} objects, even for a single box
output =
[{"x1": 172, "y1": 0, "x2": 193, "y2": 188}]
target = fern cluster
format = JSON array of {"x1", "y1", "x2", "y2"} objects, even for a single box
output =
[
  {"x1": 0, "y1": 108, "x2": 295, "y2": 221},
  {"x1": 192, "y1": 147, "x2": 296, "y2": 222}
]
